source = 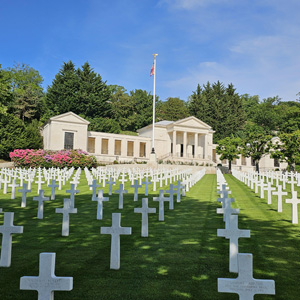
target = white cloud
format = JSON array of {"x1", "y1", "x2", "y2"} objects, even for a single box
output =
[{"x1": 161, "y1": 51, "x2": 300, "y2": 102}]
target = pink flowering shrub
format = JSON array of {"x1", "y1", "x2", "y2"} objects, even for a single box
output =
[{"x1": 9, "y1": 149, "x2": 97, "y2": 169}]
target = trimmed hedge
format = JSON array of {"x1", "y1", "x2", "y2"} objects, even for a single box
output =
[{"x1": 9, "y1": 149, "x2": 97, "y2": 169}]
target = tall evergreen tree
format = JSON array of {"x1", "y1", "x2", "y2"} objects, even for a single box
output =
[
  {"x1": 46, "y1": 61, "x2": 79, "y2": 115},
  {"x1": 46, "y1": 61, "x2": 111, "y2": 119},
  {"x1": 188, "y1": 81, "x2": 245, "y2": 142},
  {"x1": 77, "y1": 62, "x2": 111, "y2": 118}
]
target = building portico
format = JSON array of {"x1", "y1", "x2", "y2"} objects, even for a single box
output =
[{"x1": 137, "y1": 116, "x2": 215, "y2": 162}]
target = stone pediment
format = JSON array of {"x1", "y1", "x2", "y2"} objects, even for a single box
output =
[
  {"x1": 172, "y1": 116, "x2": 212, "y2": 130},
  {"x1": 49, "y1": 112, "x2": 90, "y2": 125}
]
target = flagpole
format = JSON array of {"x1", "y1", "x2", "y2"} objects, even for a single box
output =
[{"x1": 152, "y1": 53, "x2": 158, "y2": 154}]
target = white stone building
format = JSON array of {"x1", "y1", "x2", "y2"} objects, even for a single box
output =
[
  {"x1": 42, "y1": 111, "x2": 287, "y2": 171},
  {"x1": 42, "y1": 112, "x2": 216, "y2": 164}
]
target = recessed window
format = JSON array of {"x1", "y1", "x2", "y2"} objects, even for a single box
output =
[{"x1": 64, "y1": 132, "x2": 74, "y2": 150}]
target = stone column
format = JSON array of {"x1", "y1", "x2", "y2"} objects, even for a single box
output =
[
  {"x1": 194, "y1": 133, "x2": 198, "y2": 158},
  {"x1": 121, "y1": 139, "x2": 127, "y2": 158},
  {"x1": 183, "y1": 131, "x2": 187, "y2": 158},
  {"x1": 95, "y1": 136, "x2": 101, "y2": 155},
  {"x1": 172, "y1": 130, "x2": 177, "y2": 157},
  {"x1": 108, "y1": 138, "x2": 114, "y2": 156},
  {"x1": 203, "y1": 134, "x2": 208, "y2": 159},
  {"x1": 134, "y1": 141, "x2": 139, "y2": 158}
]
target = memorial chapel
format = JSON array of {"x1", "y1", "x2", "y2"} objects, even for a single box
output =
[
  {"x1": 42, "y1": 111, "x2": 286, "y2": 171},
  {"x1": 42, "y1": 111, "x2": 217, "y2": 164}
]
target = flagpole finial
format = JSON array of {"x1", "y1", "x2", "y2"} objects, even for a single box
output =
[{"x1": 153, "y1": 53, "x2": 158, "y2": 58}]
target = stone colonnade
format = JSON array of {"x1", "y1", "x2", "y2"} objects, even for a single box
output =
[
  {"x1": 171, "y1": 130, "x2": 208, "y2": 159},
  {"x1": 87, "y1": 133, "x2": 150, "y2": 162}
]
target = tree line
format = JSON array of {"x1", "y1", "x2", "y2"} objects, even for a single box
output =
[{"x1": 1, "y1": 60, "x2": 300, "y2": 167}]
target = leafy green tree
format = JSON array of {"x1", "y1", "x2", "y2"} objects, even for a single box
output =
[
  {"x1": 271, "y1": 131, "x2": 300, "y2": 171},
  {"x1": 240, "y1": 125, "x2": 273, "y2": 173},
  {"x1": 188, "y1": 81, "x2": 245, "y2": 142},
  {"x1": 216, "y1": 136, "x2": 242, "y2": 171},
  {"x1": 251, "y1": 96, "x2": 282, "y2": 133},
  {"x1": 8, "y1": 63, "x2": 44, "y2": 122},
  {"x1": 88, "y1": 117, "x2": 121, "y2": 134},
  {"x1": 157, "y1": 97, "x2": 189, "y2": 121},
  {"x1": 109, "y1": 85, "x2": 133, "y2": 130},
  {"x1": 14, "y1": 85, "x2": 40, "y2": 122},
  {"x1": 241, "y1": 94, "x2": 260, "y2": 121},
  {"x1": 276, "y1": 102, "x2": 300, "y2": 133},
  {"x1": 0, "y1": 114, "x2": 43, "y2": 160},
  {"x1": 0, "y1": 65, "x2": 14, "y2": 115},
  {"x1": 129, "y1": 89, "x2": 155, "y2": 131}
]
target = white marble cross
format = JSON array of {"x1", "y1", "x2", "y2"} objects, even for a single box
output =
[
  {"x1": 266, "y1": 182, "x2": 276, "y2": 205},
  {"x1": 218, "y1": 253, "x2": 275, "y2": 299},
  {"x1": 165, "y1": 184, "x2": 175, "y2": 210},
  {"x1": 0, "y1": 212, "x2": 23, "y2": 267},
  {"x1": 254, "y1": 176, "x2": 263, "y2": 193},
  {"x1": 217, "y1": 214, "x2": 250, "y2": 273},
  {"x1": 2, "y1": 175, "x2": 9, "y2": 194},
  {"x1": 56, "y1": 175, "x2": 63, "y2": 191},
  {"x1": 20, "y1": 252, "x2": 73, "y2": 299},
  {"x1": 66, "y1": 184, "x2": 80, "y2": 208},
  {"x1": 18, "y1": 183, "x2": 31, "y2": 207},
  {"x1": 119, "y1": 172, "x2": 128, "y2": 186},
  {"x1": 153, "y1": 190, "x2": 169, "y2": 221},
  {"x1": 272, "y1": 185, "x2": 288, "y2": 212},
  {"x1": 8, "y1": 179, "x2": 20, "y2": 200},
  {"x1": 33, "y1": 190, "x2": 50, "y2": 219},
  {"x1": 89, "y1": 179, "x2": 101, "y2": 200},
  {"x1": 288, "y1": 174, "x2": 296, "y2": 193},
  {"x1": 142, "y1": 177, "x2": 152, "y2": 196},
  {"x1": 217, "y1": 198, "x2": 240, "y2": 226},
  {"x1": 131, "y1": 179, "x2": 142, "y2": 201},
  {"x1": 152, "y1": 175, "x2": 158, "y2": 192},
  {"x1": 92, "y1": 190, "x2": 109, "y2": 220},
  {"x1": 173, "y1": 180, "x2": 182, "y2": 203},
  {"x1": 35, "y1": 174, "x2": 45, "y2": 194},
  {"x1": 282, "y1": 174, "x2": 287, "y2": 190},
  {"x1": 258, "y1": 179, "x2": 268, "y2": 199},
  {"x1": 115, "y1": 184, "x2": 128, "y2": 209},
  {"x1": 217, "y1": 184, "x2": 231, "y2": 199},
  {"x1": 48, "y1": 179, "x2": 59, "y2": 200},
  {"x1": 285, "y1": 191, "x2": 300, "y2": 224},
  {"x1": 100, "y1": 213, "x2": 132, "y2": 270},
  {"x1": 106, "y1": 177, "x2": 116, "y2": 196},
  {"x1": 55, "y1": 198, "x2": 77, "y2": 236},
  {"x1": 134, "y1": 198, "x2": 156, "y2": 237}
]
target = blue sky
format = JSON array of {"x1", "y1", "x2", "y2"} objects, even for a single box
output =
[{"x1": 1, "y1": 0, "x2": 300, "y2": 102}]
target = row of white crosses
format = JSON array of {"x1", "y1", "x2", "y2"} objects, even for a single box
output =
[
  {"x1": 87, "y1": 166, "x2": 195, "y2": 192},
  {"x1": 0, "y1": 167, "x2": 199, "y2": 300},
  {"x1": 87, "y1": 167, "x2": 203, "y2": 270},
  {"x1": 232, "y1": 169, "x2": 300, "y2": 224},
  {"x1": 0, "y1": 166, "x2": 76, "y2": 196},
  {"x1": 216, "y1": 169, "x2": 276, "y2": 299},
  {"x1": 17, "y1": 180, "x2": 77, "y2": 299}
]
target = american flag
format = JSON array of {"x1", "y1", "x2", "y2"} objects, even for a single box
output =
[{"x1": 150, "y1": 63, "x2": 155, "y2": 76}]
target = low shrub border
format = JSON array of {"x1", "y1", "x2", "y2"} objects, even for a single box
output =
[{"x1": 9, "y1": 149, "x2": 97, "y2": 169}]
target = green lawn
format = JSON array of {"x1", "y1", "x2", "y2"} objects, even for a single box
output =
[{"x1": 0, "y1": 173, "x2": 299, "y2": 299}]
